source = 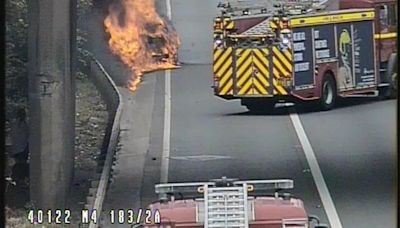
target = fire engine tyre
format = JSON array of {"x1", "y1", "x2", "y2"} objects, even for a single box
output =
[
  {"x1": 319, "y1": 75, "x2": 336, "y2": 111},
  {"x1": 382, "y1": 54, "x2": 398, "y2": 99}
]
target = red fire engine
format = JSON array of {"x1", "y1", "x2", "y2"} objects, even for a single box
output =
[{"x1": 212, "y1": 0, "x2": 397, "y2": 111}]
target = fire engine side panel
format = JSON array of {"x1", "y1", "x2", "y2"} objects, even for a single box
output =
[
  {"x1": 352, "y1": 21, "x2": 376, "y2": 88},
  {"x1": 289, "y1": 9, "x2": 376, "y2": 100},
  {"x1": 312, "y1": 24, "x2": 338, "y2": 96},
  {"x1": 313, "y1": 25, "x2": 337, "y2": 64},
  {"x1": 336, "y1": 23, "x2": 356, "y2": 91},
  {"x1": 292, "y1": 27, "x2": 315, "y2": 89},
  {"x1": 335, "y1": 21, "x2": 377, "y2": 91}
]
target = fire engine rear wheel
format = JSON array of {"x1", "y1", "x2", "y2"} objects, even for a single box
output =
[{"x1": 318, "y1": 75, "x2": 336, "y2": 111}]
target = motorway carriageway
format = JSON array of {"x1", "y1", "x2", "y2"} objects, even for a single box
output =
[{"x1": 103, "y1": 0, "x2": 397, "y2": 228}]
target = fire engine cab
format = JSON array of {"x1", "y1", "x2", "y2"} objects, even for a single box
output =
[
  {"x1": 137, "y1": 177, "x2": 329, "y2": 228},
  {"x1": 212, "y1": 0, "x2": 397, "y2": 112}
]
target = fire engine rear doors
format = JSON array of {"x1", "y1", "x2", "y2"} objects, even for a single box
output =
[
  {"x1": 234, "y1": 47, "x2": 272, "y2": 96},
  {"x1": 232, "y1": 45, "x2": 292, "y2": 96}
]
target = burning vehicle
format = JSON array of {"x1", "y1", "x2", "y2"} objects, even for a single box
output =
[{"x1": 104, "y1": 0, "x2": 180, "y2": 91}]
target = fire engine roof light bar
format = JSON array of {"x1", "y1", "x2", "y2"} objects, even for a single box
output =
[
  {"x1": 271, "y1": 0, "x2": 320, "y2": 15},
  {"x1": 234, "y1": 179, "x2": 294, "y2": 190},
  {"x1": 155, "y1": 182, "x2": 216, "y2": 194},
  {"x1": 218, "y1": 0, "x2": 275, "y2": 16},
  {"x1": 155, "y1": 179, "x2": 294, "y2": 195},
  {"x1": 228, "y1": 34, "x2": 269, "y2": 38}
]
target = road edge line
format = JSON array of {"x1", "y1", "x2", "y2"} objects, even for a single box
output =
[
  {"x1": 160, "y1": 0, "x2": 173, "y2": 184},
  {"x1": 289, "y1": 112, "x2": 343, "y2": 228},
  {"x1": 89, "y1": 58, "x2": 123, "y2": 228}
]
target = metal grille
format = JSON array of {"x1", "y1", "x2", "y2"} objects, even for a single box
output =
[{"x1": 204, "y1": 185, "x2": 249, "y2": 228}]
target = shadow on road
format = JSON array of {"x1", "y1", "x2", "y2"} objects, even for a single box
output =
[
  {"x1": 225, "y1": 97, "x2": 392, "y2": 116},
  {"x1": 225, "y1": 106, "x2": 292, "y2": 116},
  {"x1": 296, "y1": 97, "x2": 390, "y2": 114}
]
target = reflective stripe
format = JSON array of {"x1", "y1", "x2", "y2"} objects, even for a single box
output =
[
  {"x1": 374, "y1": 33, "x2": 397, "y2": 39},
  {"x1": 291, "y1": 11, "x2": 374, "y2": 27}
]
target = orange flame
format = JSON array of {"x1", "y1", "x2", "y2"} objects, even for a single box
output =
[{"x1": 104, "y1": 0, "x2": 180, "y2": 91}]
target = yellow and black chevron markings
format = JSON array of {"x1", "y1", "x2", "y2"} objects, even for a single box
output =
[
  {"x1": 235, "y1": 48, "x2": 270, "y2": 95},
  {"x1": 214, "y1": 17, "x2": 235, "y2": 32},
  {"x1": 223, "y1": 18, "x2": 235, "y2": 29},
  {"x1": 213, "y1": 47, "x2": 233, "y2": 95},
  {"x1": 269, "y1": 18, "x2": 281, "y2": 29},
  {"x1": 271, "y1": 46, "x2": 292, "y2": 95},
  {"x1": 213, "y1": 46, "x2": 293, "y2": 97},
  {"x1": 269, "y1": 17, "x2": 287, "y2": 30}
]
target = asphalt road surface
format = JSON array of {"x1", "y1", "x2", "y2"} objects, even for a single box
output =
[
  {"x1": 141, "y1": 0, "x2": 397, "y2": 227},
  {"x1": 103, "y1": 0, "x2": 397, "y2": 227}
]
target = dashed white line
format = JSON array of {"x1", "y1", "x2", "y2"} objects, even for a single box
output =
[
  {"x1": 166, "y1": 0, "x2": 172, "y2": 20},
  {"x1": 289, "y1": 112, "x2": 343, "y2": 228}
]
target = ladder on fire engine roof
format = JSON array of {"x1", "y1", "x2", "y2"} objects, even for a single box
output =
[
  {"x1": 241, "y1": 18, "x2": 271, "y2": 35},
  {"x1": 155, "y1": 179, "x2": 294, "y2": 228},
  {"x1": 219, "y1": 0, "x2": 324, "y2": 17}
]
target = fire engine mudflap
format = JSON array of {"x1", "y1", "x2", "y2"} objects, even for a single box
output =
[{"x1": 212, "y1": 2, "x2": 397, "y2": 112}]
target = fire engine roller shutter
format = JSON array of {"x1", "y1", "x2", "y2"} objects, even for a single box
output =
[
  {"x1": 272, "y1": 46, "x2": 292, "y2": 95},
  {"x1": 214, "y1": 47, "x2": 234, "y2": 95},
  {"x1": 234, "y1": 48, "x2": 271, "y2": 95},
  {"x1": 232, "y1": 47, "x2": 291, "y2": 96},
  {"x1": 252, "y1": 48, "x2": 272, "y2": 95}
]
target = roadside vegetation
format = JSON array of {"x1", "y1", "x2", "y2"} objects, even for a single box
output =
[
  {"x1": 5, "y1": 0, "x2": 108, "y2": 227},
  {"x1": 5, "y1": 0, "x2": 93, "y2": 119}
]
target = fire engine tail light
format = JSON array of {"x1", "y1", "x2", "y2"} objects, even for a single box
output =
[
  {"x1": 213, "y1": 76, "x2": 220, "y2": 89},
  {"x1": 214, "y1": 22, "x2": 222, "y2": 30},
  {"x1": 281, "y1": 17, "x2": 290, "y2": 29},
  {"x1": 282, "y1": 37, "x2": 290, "y2": 45},
  {"x1": 282, "y1": 21, "x2": 289, "y2": 29}
]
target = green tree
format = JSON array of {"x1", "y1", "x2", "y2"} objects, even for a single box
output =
[
  {"x1": 5, "y1": 0, "x2": 28, "y2": 119},
  {"x1": 5, "y1": 0, "x2": 94, "y2": 119}
]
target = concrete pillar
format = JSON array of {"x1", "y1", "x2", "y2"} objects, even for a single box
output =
[{"x1": 28, "y1": 0, "x2": 75, "y2": 209}]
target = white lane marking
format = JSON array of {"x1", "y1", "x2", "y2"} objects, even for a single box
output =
[
  {"x1": 161, "y1": 0, "x2": 172, "y2": 183},
  {"x1": 166, "y1": 0, "x2": 172, "y2": 20},
  {"x1": 289, "y1": 112, "x2": 343, "y2": 228},
  {"x1": 169, "y1": 155, "x2": 232, "y2": 161},
  {"x1": 161, "y1": 69, "x2": 171, "y2": 183}
]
